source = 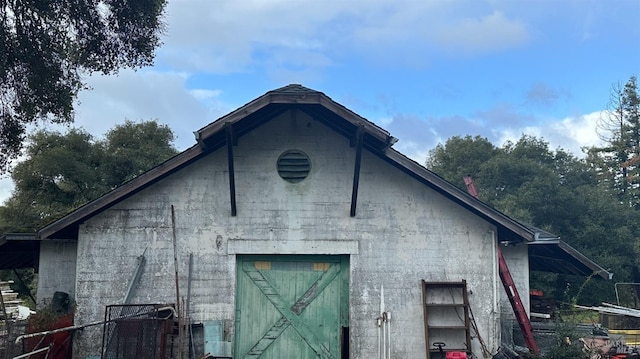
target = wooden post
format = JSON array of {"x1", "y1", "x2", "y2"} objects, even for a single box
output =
[
  {"x1": 171, "y1": 205, "x2": 183, "y2": 359},
  {"x1": 350, "y1": 125, "x2": 364, "y2": 217}
]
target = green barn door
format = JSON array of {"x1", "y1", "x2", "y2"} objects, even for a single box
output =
[{"x1": 235, "y1": 255, "x2": 349, "y2": 359}]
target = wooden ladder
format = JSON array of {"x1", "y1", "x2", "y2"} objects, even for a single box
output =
[{"x1": 421, "y1": 280, "x2": 472, "y2": 359}]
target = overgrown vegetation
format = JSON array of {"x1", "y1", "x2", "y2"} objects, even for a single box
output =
[
  {"x1": 0, "y1": 120, "x2": 178, "y2": 300},
  {"x1": 536, "y1": 278, "x2": 604, "y2": 359},
  {"x1": 0, "y1": 120, "x2": 178, "y2": 233},
  {"x1": 427, "y1": 75, "x2": 640, "y2": 306}
]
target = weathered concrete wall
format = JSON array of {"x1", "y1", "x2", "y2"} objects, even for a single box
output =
[
  {"x1": 501, "y1": 244, "x2": 530, "y2": 317},
  {"x1": 37, "y1": 241, "x2": 77, "y2": 306},
  {"x1": 71, "y1": 110, "x2": 522, "y2": 358}
]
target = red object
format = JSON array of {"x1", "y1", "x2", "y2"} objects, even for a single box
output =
[
  {"x1": 530, "y1": 289, "x2": 544, "y2": 297},
  {"x1": 445, "y1": 353, "x2": 468, "y2": 359},
  {"x1": 463, "y1": 176, "x2": 479, "y2": 198},
  {"x1": 25, "y1": 314, "x2": 74, "y2": 359},
  {"x1": 497, "y1": 249, "x2": 539, "y2": 355},
  {"x1": 463, "y1": 176, "x2": 540, "y2": 355}
]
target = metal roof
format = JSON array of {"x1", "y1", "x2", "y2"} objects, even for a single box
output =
[
  {"x1": 0, "y1": 233, "x2": 39, "y2": 270},
  {"x1": 528, "y1": 238, "x2": 612, "y2": 280}
]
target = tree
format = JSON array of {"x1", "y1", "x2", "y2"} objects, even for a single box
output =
[
  {"x1": 589, "y1": 76, "x2": 640, "y2": 208},
  {"x1": 426, "y1": 135, "x2": 498, "y2": 193},
  {"x1": 426, "y1": 134, "x2": 640, "y2": 305},
  {"x1": 100, "y1": 120, "x2": 178, "y2": 188},
  {"x1": 0, "y1": 120, "x2": 177, "y2": 303},
  {"x1": 0, "y1": 120, "x2": 178, "y2": 232},
  {"x1": 0, "y1": 0, "x2": 167, "y2": 172}
]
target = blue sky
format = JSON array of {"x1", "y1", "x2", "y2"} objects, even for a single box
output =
[{"x1": 1, "y1": 0, "x2": 639, "y2": 201}]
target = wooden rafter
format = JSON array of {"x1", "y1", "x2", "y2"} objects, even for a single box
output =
[
  {"x1": 350, "y1": 125, "x2": 364, "y2": 217},
  {"x1": 226, "y1": 123, "x2": 237, "y2": 216}
]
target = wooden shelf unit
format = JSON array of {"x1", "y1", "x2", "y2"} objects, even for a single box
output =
[{"x1": 421, "y1": 280, "x2": 472, "y2": 359}]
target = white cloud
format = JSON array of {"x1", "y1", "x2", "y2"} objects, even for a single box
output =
[
  {"x1": 430, "y1": 11, "x2": 529, "y2": 54},
  {"x1": 392, "y1": 140, "x2": 435, "y2": 165},
  {"x1": 156, "y1": 1, "x2": 531, "y2": 75},
  {"x1": 497, "y1": 111, "x2": 606, "y2": 156},
  {"x1": 189, "y1": 89, "x2": 222, "y2": 101},
  {"x1": 73, "y1": 70, "x2": 229, "y2": 149},
  {"x1": 0, "y1": 69, "x2": 232, "y2": 205}
]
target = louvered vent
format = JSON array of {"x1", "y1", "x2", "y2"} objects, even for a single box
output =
[{"x1": 277, "y1": 150, "x2": 311, "y2": 183}]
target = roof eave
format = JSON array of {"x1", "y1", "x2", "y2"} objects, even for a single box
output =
[
  {"x1": 38, "y1": 145, "x2": 206, "y2": 240},
  {"x1": 383, "y1": 148, "x2": 537, "y2": 242},
  {"x1": 529, "y1": 239, "x2": 613, "y2": 280}
]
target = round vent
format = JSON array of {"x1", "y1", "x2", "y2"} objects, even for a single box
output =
[{"x1": 277, "y1": 150, "x2": 311, "y2": 183}]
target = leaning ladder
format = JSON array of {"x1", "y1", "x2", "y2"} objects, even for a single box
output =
[{"x1": 463, "y1": 176, "x2": 539, "y2": 355}]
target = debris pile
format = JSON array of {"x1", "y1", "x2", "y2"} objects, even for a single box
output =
[{"x1": 1, "y1": 280, "x2": 29, "y2": 358}]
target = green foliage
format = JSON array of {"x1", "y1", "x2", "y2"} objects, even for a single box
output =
[
  {"x1": 0, "y1": 120, "x2": 178, "y2": 232},
  {"x1": 426, "y1": 135, "x2": 498, "y2": 192},
  {"x1": 589, "y1": 76, "x2": 640, "y2": 208},
  {"x1": 426, "y1": 133, "x2": 640, "y2": 305},
  {"x1": 0, "y1": 0, "x2": 167, "y2": 172},
  {"x1": 100, "y1": 120, "x2": 178, "y2": 188},
  {"x1": 537, "y1": 277, "x2": 603, "y2": 359},
  {"x1": 536, "y1": 322, "x2": 589, "y2": 359}
]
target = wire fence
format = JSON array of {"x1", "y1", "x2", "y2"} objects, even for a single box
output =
[{"x1": 102, "y1": 304, "x2": 177, "y2": 359}]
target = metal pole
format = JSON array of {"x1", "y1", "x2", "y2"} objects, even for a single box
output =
[
  {"x1": 386, "y1": 312, "x2": 391, "y2": 359},
  {"x1": 11, "y1": 344, "x2": 52, "y2": 359},
  {"x1": 123, "y1": 248, "x2": 147, "y2": 304},
  {"x1": 376, "y1": 317, "x2": 382, "y2": 359},
  {"x1": 171, "y1": 205, "x2": 183, "y2": 359},
  {"x1": 16, "y1": 306, "x2": 177, "y2": 344},
  {"x1": 615, "y1": 282, "x2": 640, "y2": 305},
  {"x1": 187, "y1": 253, "x2": 195, "y2": 359},
  {"x1": 380, "y1": 285, "x2": 385, "y2": 359}
]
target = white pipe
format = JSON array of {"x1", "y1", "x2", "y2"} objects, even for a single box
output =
[
  {"x1": 382, "y1": 317, "x2": 386, "y2": 359},
  {"x1": 376, "y1": 317, "x2": 382, "y2": 359},
  {"x1": 491, "y1": 230, "x2": 499, "y2": 351},
  {"x1": 386, "y1": 312, "x2": 391, "y2": 359}
]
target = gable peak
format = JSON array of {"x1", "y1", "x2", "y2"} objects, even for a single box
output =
[{"x1": 268, "y1": 84, "x2": 322, "y2": 96}]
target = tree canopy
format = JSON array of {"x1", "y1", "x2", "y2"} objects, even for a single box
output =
[
  {"x1": 588, "y1": 76, "x2": 640, "y2": 208},
  {"x1": 0, "y1": 120, "x2": 178, "y2": 233},
  {"x1": 0, "y1": 0, "x2": 167, "y2": 172},
  {"x1": 427, "y1": 134, "x2": 640, "y2": 306}
]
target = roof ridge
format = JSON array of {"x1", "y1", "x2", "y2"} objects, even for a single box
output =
[{"x1": 268, "y1": 84, "x2": 321, "y2": 94}]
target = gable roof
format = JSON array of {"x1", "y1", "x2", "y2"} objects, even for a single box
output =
[{"x1": 38, "y1": 84, "x2": 538, "y2": 242}]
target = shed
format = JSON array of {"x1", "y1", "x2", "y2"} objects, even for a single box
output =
[{"x1": 33, "y1": 85, "x2": 609, "y2": 358}]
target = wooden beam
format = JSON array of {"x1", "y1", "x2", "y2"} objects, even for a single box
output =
[
  {"x1": 226, "y1": 123, "x2": 237, "y2": 216},
  {"x1": 350, "y1": 125, "x2": 364, "y2": 217}
]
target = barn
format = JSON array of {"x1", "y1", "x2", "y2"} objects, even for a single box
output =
[{"x1": 29, "y1": 84, "x2": 609, "y2": 358}]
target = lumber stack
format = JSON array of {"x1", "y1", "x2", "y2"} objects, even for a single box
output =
[{"x1": 1, "y1": 281, "x2": 23, "y2": 321}]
